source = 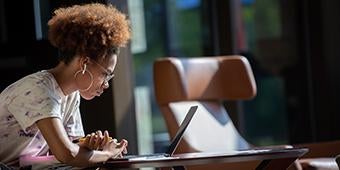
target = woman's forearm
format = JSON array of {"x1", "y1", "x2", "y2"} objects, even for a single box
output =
[
  {"x1": 36, "y1": 118, "x2": 115, "y2": 167},
  {"x1": 58, "y1": 144, "x2": 112, "y2": 167}
]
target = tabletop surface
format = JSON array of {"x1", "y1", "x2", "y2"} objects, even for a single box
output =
[{"x1": 101, "y1": 147, "x2": 309, "y2": 168}]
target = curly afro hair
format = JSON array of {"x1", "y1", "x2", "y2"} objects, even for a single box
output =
[{"x1": 48, "y1": 3, "x2": 131, "y2": 63}]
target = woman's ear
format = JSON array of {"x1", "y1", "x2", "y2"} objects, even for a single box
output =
[{"x1": 78, "y1": 56, "x2": 90, "y2": 69}]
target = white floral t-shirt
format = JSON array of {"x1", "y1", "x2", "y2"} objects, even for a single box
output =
[{"x1": 0, "y1": 70, "x2": 84, "y2": 166}]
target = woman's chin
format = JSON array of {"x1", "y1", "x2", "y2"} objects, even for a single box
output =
[{"x1": 80, "y1": 94, "x2": 96, "y2": 100}]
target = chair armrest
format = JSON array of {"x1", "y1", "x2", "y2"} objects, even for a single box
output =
[
  {"x1": 293, "y1": 140, "x2": 340, "y2": 158},
  {"x1": 299, "y1": 158, "x2": 338, "y2": 170}
]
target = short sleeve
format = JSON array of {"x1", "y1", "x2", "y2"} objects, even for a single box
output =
[{"x1": 7, "y1": 85, "x2": 61, "y2": 131}]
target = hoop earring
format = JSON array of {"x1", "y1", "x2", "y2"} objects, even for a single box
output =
[
  {"x1": 74, "y1": 66, "x2": 93, "y2": 92},
  {"x1": 82, "y1": 64, "x2": 87, "y2": 74}
]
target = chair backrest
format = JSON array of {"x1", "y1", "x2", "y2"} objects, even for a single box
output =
[{"x1": 153, "y1": 55, "x2": 257, "y2": 153}]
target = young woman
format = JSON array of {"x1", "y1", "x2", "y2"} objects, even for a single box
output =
[{"x1": 0, "y1": 3, "x2": 131, "y2": 169}]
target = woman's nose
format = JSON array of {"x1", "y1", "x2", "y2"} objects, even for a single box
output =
[{"x1": 102, "y1": 81, "x2": 110, "y2": 89}]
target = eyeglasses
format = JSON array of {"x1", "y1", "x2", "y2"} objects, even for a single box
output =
[{"x1": 90, "y1": 59, "x2": 114, "y2": 85}]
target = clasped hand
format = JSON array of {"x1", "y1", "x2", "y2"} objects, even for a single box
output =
[{"x1": 78, "y1": 130, "x2": 128, "y2": 158}]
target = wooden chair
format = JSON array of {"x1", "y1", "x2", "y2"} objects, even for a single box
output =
[{"x1": 153, "y1": 56, "x2": 272, "y2": 169}]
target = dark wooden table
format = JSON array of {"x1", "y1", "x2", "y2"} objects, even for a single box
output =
[{"x1": 100, "y1": 147, "x2": 308, "y2": 170}]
